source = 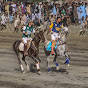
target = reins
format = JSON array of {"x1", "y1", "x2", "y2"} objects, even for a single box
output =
[
  {"x1": 31, "y1": 32, "x2": 42, "y2": 50},
  {"x1": 31, "y1": 41, "x2": 37, "y2": 50},
  {"x1": 58, "y1": 32, "x2": 67, "y2": 46}
]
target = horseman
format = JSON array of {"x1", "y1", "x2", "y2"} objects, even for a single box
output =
[
  {"x1": 22, "y1": 20, "x2": 35, "y2": 56},
  {"x1": 49, "y1": 17, "x2": 64, "y2": 55}
]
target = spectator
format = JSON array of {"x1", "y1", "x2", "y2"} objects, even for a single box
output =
[
  {"x1": 0, "y1": 1, "x2": 88, "y2": 32},
  {"x1": 80, "y1": 2, "x2": 86, "y2": 20},
  {"x1": 74, "y1": 3, "x2": 78, "y2": 24},
  {"x1": 9, "y1": 3, "x2": 13, "y2": 14},
  {"x1": 77, "y1": 3, "x2": 81, "y2": 24},
  {"x1": 85, "y1": 3, "x2": 88, "y2": 16}
]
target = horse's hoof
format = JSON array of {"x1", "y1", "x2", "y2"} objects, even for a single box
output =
[
  {"x1": 67, "y1": 64, "x2": 70, "y2": 67},
  {"x1": 37, "y1": 71, "x2": 41, "y2": 75},
  {"x1": 27, "y1": 66, "x2": 30, "y2": 71},
  {"x1": 48, "y1": 68, "x2": 51, "y2": 72},
  {"x1": 56, "y1": 66, "x2": 59, "y2": 71},
  {"x1": 22, "y1": 71, "x2": 26, "y2": 74},
  {"x1": 48, "y1": 71, "x2": 51, "y2": 74},
  {"x1": 48, "y1": 71, "x2": 51, "y2": 73}
]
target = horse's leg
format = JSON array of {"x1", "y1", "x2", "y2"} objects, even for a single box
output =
[
  {"x1": 31, "y1": 56, "x2": 41, "y2": 75},
  {"x1": 53, "y1": 53, "x2": 59, "y2": 71},
  {"x1": 65, "y1": 53, "x2": 70, "y2": 67},
  {"x1": 36, "y1": 55, "x2": 41, "y2": 63},
  {"x1": 18, "y1": 53, "x2": 25, "y2": 73},
  {"x1": 14, "y1": 28, "x2": 16, "y2": 33},
  {"x1": 47, "y1": 56, "x2": 51, "y2": 72},
  {"x1": 16, "y1": 28, "x2": 19, "y2": 33},
  {"x1": 44, "y1": 46, "x2": 51, "y2": 72},
  {"x1": 22, "y1": 55, "x2": 30, "y2": 71}
]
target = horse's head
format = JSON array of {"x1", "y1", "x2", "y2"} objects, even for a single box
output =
[
  {"x1": 59, "y1": 27, "x2": 69, "y2": 42},
  {"x1": 34, "y1": 30, "x2": 46, "y2": 43},
  {"x1": 60, "y1": 27, "x2": 69, "y2": 36},
  {"x1": 62, "y1": 27, "x2": 69, "y2": 35}
]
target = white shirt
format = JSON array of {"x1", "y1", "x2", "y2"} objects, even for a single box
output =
[
  {"x1": 85, "y1": 6, "x2": 88, "y2": 15},
  {"x1": 22, "y1": 26, "x2": 35, "y2": 34},
  {"x1": 11, "y1": 4, "x2": 17, "y2": 12},
  {"x1": 22, "y1": 26, "x2": 26, "y2": 33},
  {"x1": 32, "y1": 14, "x2": 35, "y2": 21}
]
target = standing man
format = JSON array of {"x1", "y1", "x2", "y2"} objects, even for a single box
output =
[
  {"x1": 79, "y1": 2, "x2": 86, "y2": 20},
  {"x1": 74, "y1": 3, "x2": 78, "y2": 24},
  {"x1": 0, "y1": 2, "x2": 2, "y2": 13},
  {"x1": 77, "y1": 3, "x2": 81, "y2": 24},
  {"x1": 5, "y1": 2, "x2": 9, "y2": 17},
  {"x1": 85, "y1": 3, "x2": 88, "y2": 16},
  {"x1": 9, "y1": 3, "x2": 13, "y2": 14}
]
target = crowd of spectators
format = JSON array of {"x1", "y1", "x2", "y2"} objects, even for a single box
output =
[{"x1": 0, "y1": 1, "x2": 88, "y2": 31}]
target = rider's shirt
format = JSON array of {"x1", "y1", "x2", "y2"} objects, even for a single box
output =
[
  {"x1": 49, "y1": 22, "x2": 63, "y2": 33},
  {"x1": 23, "y1": 25, "x2": 33, "y2": 38}
]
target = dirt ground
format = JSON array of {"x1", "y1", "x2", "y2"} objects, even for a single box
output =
[{"x1": 0, "y1": 25, "x2": 88, "y2": 88}]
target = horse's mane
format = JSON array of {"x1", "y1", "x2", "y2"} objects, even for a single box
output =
[{"x1": 32, "y1": 31, "x2": 40, "y2": 41}]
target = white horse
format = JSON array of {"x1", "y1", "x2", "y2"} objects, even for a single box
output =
[{"x1": 44, "y1": 27, "x2": 70, "y2": 72}]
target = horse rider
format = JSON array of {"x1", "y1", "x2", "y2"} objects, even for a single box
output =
[
  {"x1": 49, "y1": 17, "x2": 64, "y2": 55},
  {"x1": 22, "y1": 20, "x2": 35, "y2": 56}
]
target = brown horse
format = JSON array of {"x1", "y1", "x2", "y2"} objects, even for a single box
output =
[{"x1": 13, "y1": 31, "x2": 45, "y2": 74}]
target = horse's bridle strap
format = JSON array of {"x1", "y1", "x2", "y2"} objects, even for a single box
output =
[
  {"x1": 58, "y1": 42, "x2": 67, "y2": 46},
  {"x1": 32, "y1": 41, "x2": 37, "y2": 50},
  {"x1": 62, "y1": 34, "x2": 65, "y2": 38}
]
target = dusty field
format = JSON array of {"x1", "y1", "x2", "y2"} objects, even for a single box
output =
[{"x1": 0, "y1": 25, "x2": 88, "y2": 88}]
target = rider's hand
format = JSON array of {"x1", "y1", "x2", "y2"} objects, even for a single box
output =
[
  {"x1": 51, "y1": 31, "x2": 54, "y2": 34},
  {"x1": 25, "y1": 32, "x2": 27, "y2": 35},
  {"x1": 34, "y1": 33, "x2": 35, "y2": 35}
]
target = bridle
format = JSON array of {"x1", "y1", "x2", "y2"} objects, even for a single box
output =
[
  {"x1": 31, "y1": 31, "x2": 45, "y2": 50},
  {"x1": 58, "y1": 30, "x2": 67, "y2": 46}
]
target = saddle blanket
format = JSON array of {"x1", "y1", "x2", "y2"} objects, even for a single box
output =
[
  {"x1": 19, "y1": 42, "x2": 31, "y2": 51},
  {"x1": 19, "y1": 42, "x2": 24, "y2": 51},
  {"x1": 46, "y1": 41, "x2": 58, "y2": 51}
]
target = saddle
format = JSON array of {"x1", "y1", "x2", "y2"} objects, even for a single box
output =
[
  {"x1": 19, "y1": 42, "x2": 24, "y2": 51},
  {"x1": 46, "y1": 41, "x2": 58, "y2": 51},
  {"x1": 19, "y1": 41, "x2": 31, "y2": 51}
]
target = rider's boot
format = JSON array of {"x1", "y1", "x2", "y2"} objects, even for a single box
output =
[
  {"x1": 51, "y1": 40, "x2": 55, "y2": 55},
  {"x1": 24, "y1": 44, "x2": 28, "y2": 56},
  {"x1": 51, "y1": 46, "x2": 54, "y2": 55}
]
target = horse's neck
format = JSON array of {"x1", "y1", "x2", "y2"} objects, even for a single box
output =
[
  {"x1": 32, "y1": 37, "x2": 40, "y2": 48},
  {"x1": 60, "y1": 35, "x2": 66, "y2": 43}
]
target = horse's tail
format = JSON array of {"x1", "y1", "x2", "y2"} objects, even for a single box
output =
[{"x1": 13, "y1": 40, "x2": 21, "y2": 56}]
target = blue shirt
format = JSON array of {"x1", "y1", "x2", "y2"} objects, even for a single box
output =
[
  {"x1": 49, "y1": 22, "x2": 63, "y2": 33},
  {"x1": 79, "y1": 5, "x2": 86, "y2": 18}
]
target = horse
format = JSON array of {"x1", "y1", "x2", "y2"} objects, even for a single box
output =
[
  {"x1": 79, "y1": 20, "x2": 88, "y2": 36},
  {"x1": 44, "y1": 27, "x2": 70, "y2": 72},
  {"x1": 13, "y1": 31, "x2": 45, "y2": 75}
]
